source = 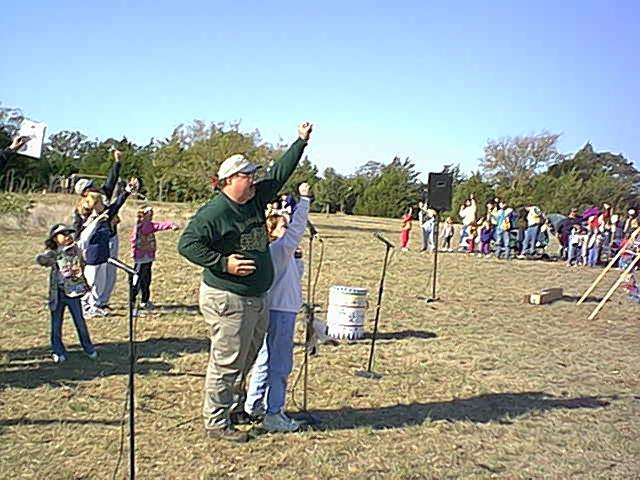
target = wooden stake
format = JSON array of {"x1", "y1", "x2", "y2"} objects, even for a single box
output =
[
  {"x1": 588, "y1": 253, "x2": 640, "y2": 320},
  {"x1": 577, "y1": 227, "x2": 640, "y2": 305}
]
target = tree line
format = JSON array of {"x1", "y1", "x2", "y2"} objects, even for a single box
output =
[{"x1": 1, "y1": 103, "x2": 638, "y2": 219}]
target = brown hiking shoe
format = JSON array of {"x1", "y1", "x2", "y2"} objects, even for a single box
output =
[{"x1": 205, "y1": 426, "x2": 249, "y2": 443}]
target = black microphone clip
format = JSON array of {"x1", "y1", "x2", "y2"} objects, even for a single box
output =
[
  {"x1": 373, "y1": 232, "x2": 395, "y2": 249},
  {"x1": 308, "y1": 220, "x2": 322, "y2": 242}
]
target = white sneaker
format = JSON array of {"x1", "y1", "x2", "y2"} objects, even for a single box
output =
[
  {"x1": 86, "y1": 351, "x2": 98, "y2": 360},
  {"x1": 52, "y1": 353, "x2": 66, "y2": 364},
  {"x1": 86, "y1": 307, "x2": 109, "y2": 317},
  {"x1": 141, "y1": 302, "x2": 155, "y2": 309},
  {"x1": 263, "y1": 411, "x2": 300, "y2": 433}
]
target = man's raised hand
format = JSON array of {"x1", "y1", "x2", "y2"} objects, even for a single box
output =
[
  {"x1": 298, "y1": 122, "x2": 313, "y2": 141},
  {"x1": 226, "y1": 254, "x2": 256, "y2": 276}
]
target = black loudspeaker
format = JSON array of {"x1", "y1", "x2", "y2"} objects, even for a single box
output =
[{"x1": 427, "y1": 172, "x2": 453, "y2": 211}]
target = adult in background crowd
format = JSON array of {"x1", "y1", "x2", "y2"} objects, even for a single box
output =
[
  {"x1": 493, "y1": 199, "x2": 512, "y2": 260},
  {"x1": 418, "y1": 201, "x2": 436, "y2": 252},
  {"x1": 178, "y1": 121, "x2": 313, "y2": 443},
  {"x1": 458, "y1": 193, "x2": 477, "y2": 248},
  {"x1": 518, "y1": 204, "x2": 544, "y2": 258},
  {"x1": 0, "y1": 135, "x2": 30, "y2": 172},
  {"x1": 624, "y1": 209, "x2": 638, "y2": 236},
  {"x1": 556, "y1": 207, "x2": 581, "y2": 259}
]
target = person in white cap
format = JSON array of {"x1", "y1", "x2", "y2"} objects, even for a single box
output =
[{"x1": 178, "y1": 121, "x2": 313, "y2": 442}]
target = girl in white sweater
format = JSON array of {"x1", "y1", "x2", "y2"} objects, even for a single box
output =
[{"x1": 244, "y1": 182, "x2": 312, "y2": 433}]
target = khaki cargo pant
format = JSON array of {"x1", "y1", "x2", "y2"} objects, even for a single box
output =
[{"x1": 199, "y1": 282, "x2": 268, "y2": 430}]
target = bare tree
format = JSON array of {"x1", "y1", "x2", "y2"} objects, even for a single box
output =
[{"x1": 481, "y1": 131, "x2": 565, "y2": 189}]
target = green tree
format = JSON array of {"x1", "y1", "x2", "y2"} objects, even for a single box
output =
[
  {"x1": 342, "y1": 175, "x2": 369, "y2": 214},
  {"x1": 547, "y1": 142, "x2": 639, "y2": 210},
  {"x1": 354, "y1": 157, "x2": 421, "y2": 217},
  {"x1": 44, "y1": 130, "x2": 96, "y2": 177},
  {"x1": 315, "y1": 167, "x2": 347, "y2": 213}
]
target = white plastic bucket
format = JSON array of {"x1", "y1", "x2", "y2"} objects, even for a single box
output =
[{"x1": 326, "y1": 286, "x2": 368, "y2": 340}]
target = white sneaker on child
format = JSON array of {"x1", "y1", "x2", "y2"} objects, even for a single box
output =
[{"x1": 52, "y1": 353, "x2": 66, "y2": 364}]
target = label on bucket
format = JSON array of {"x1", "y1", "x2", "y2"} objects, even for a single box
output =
[{"x1": 327, "y1": 285, "x2": 368, "y2": 340}]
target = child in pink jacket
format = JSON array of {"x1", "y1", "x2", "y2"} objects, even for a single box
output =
[{"x1": 129, "y1": 206, "x2": 179, "y2": 309}]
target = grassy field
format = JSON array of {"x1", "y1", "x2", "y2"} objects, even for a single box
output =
[{"x1": 1, "y1": 194, "x2": 639, "y2": 479}]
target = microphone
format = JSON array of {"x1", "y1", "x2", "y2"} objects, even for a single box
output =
[
  {"x1": 373, "y1": 232, "x2": 395, "y2": 249},
  {"x1": 107, "y1": 257, "x2": 138, "y2": 276}
]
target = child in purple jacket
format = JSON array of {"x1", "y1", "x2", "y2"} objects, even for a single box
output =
[
  {"x1": 478, "y1": 219, "x2": 493, "y2": 256},
  {"x1": 129, "y1": 206, "x2": 180, "y2": 309}
]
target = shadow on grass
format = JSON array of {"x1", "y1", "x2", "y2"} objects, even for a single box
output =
[
  {"x1": 361, "y1": 330, "x2": 437, "y2": 341},
  {"x1": 294, "y1": 330, "x2": 437, "y2": 347},
  {"x1": 312, "y1": 222, "x2": 397, "y2": 237},
  {"x1": 557, "y1": 295, "x2": 603, "y2": 304},
  {"x1": 309, "y1": 392, "x2": 612, "y2": 429},
  {"x1": 0, "y1": 417, "x2": 122, "y2": 428},
  {"x1": 152, "y1": 303, "x2": 200, "y2": 314},
  {"x1": 0, "y1": 337, "x2": 208, "y2": 390}
]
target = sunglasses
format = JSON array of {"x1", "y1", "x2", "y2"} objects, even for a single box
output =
[{"x1": 235, "y1": 171, "x2": 258, "y2": 180}]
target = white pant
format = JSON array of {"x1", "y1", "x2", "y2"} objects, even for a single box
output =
[
  {"x1": 102, "y1": 235, "x2": 119, "y2": 305},
  {"x1": 83, "y1": 262, "x2": 109, "y2": 309}
]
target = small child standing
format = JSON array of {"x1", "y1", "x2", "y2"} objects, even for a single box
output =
[
  {"x1": 586, "y1": 218, "x2": 603, "y2": 267},
  {"x1": 567, "y1": 224, "x2": 585, "y2": 266},
  {"x1": 400, "y1": 207, "x2": 413, "y2": 252},
  {"x1": 441, "y1": 217, "x2": 455, "y2": 252},
  {"x1": 478, "y1": 219, "x2": 493, "y2": 256},
  {"x1": 129, "y1": 206, "x2": 180, "y2": 309},
  {"x1": 467, "y1": 223, "x2": 477, "y2": 255},
  {"x1": 36, "y1": 222, "x2": 101, "y2": 363},
  {"x1": 244, "y1": 183, "x2": 312, "y2": 432}
]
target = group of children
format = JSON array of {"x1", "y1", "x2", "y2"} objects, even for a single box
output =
[
  {"x1": 407, "y1": 198, "x2": 640, "y2": 267},
  {"x1": 565, "y1": 209, "x2": 639, "y2": 268},
  {"x1": 36, "y1": 151, "x2": 179, "y2": 363}
]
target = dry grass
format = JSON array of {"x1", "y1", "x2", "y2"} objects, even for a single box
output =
[{"x1": 1, "y1": 194, "x2": 639, "y2": 479}]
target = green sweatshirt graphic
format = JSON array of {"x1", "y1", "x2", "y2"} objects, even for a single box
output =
[{"x1": 177, "y1": 138, "x2": 307, "y2": 297}]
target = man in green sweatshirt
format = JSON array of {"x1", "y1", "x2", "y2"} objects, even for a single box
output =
[{"x1": 178, "y1": 121, "x2": 313, "y2": 442}]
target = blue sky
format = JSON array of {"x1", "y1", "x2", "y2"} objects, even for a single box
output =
[{"x1": 2, "y1": 0, "x2": 638, "y2": 180}]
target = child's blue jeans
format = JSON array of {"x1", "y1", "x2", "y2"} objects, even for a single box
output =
[
  {"x1": 245, "y1": 310, "x2": 296, "y2": 415},
  {"x1": 51, "y1": 291, "x2": 95, "y2": 356}
]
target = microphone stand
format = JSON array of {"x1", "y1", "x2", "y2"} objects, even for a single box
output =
[
  {"x1": 107, "y1": 258, "x2": 139, "y2": 480},
  {"x1": 300, "y1": 221, "x2": 320, "y2": 425},
  {"x1": 357, "y1": 233, "x2": 394, "y2": 380},
  {"x1": 428, "y1": 210, "x2": 440, "y2": 302}
]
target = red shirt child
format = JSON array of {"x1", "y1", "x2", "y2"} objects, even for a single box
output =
[{"x1": 400, "y1": 207, "x2": 413, "y2": 250}]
